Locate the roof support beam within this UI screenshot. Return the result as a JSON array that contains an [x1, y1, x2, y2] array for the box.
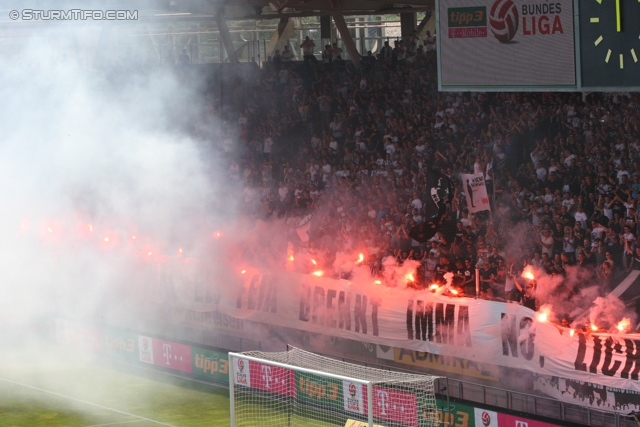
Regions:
[[265, 17, 295, 58], [416, 10, 433, 37], [215, 9, 239, 64], [331, 12, 361, 66]]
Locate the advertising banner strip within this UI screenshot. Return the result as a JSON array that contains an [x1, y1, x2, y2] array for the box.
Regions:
[[191, 346, 230, 383], [55, 318, 104, 353], [151, 339, 193, 374], [102, 326, 138, 362]]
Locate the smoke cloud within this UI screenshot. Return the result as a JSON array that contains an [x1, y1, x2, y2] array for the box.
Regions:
[[0, 24, 236, 415]]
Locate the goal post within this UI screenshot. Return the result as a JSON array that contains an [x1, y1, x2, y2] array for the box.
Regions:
[[229, 347, 441, 427]]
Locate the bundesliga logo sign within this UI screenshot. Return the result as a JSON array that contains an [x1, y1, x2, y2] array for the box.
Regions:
[[489, 0, 565, 42], [448, 0, 565, 41]]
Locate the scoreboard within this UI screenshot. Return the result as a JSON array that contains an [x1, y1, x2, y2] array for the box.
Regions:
[[437, 0, 640, 91]]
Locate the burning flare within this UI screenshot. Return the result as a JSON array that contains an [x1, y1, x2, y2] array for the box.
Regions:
[[590, 324, 598, 332], [356, 253, 364, 263], [374, 280, 382, 285], [522, 266, 535, 281], [405, 273, 415, 282], [536, 304, 553, 323], [312, 270, 323, 277], [429, 283, 440, 291], [289, 255, 294, 262], [616, 318, 631, 333], [311, 259, 317, 265]]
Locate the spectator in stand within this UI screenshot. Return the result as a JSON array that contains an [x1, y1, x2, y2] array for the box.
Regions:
[[207, 37, 640, 311], [300, 37, 317, 64]]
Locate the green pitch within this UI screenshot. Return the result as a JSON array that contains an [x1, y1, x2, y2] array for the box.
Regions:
[[0, 359, 231, 427], [0, 354, 340, 427]]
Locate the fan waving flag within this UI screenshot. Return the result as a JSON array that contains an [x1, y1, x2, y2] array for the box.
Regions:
[[409, 170, 454, 243], [462, 172, 490, 213]]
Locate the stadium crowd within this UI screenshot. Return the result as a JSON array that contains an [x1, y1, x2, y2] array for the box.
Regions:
[[214, 35, 640, 306]]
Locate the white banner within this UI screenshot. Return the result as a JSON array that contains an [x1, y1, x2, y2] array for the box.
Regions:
[[461, 173, 490, 213], [213, 271, 640, 395]]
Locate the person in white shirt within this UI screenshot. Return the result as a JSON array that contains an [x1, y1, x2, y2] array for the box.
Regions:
[[300, 37, 317, 64], [281, 45, 294, 61], [574, 205, 587, 228], [424, 31, 436, 52], [535, 161, 547, 181], [617, 164, 630, 184], [411, 193, 423, 210]]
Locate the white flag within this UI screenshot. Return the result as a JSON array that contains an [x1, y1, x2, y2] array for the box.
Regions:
[[295, 214, 313, 242], [461, 173, 490, 213]]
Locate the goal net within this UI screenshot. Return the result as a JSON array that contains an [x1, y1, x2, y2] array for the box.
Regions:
[[229, 346, 440, 427]]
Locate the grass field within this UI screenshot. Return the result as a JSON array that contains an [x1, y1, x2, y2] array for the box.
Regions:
[[0, 357, 231, 427], [0, 351, 342, 427]]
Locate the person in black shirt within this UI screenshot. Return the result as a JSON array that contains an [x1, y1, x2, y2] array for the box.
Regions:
[[494, 259, 507, 299], [513, 277, 537, 311], [488, 246, 505, 268], [460, 259, 476, 296], [453, 222, 466, 257], [435, 255, 451, 284], [453, 259, 465, 287], [478, 262, 496, 299]]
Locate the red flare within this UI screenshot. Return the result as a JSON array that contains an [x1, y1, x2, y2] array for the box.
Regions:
[[522, 265, 535, 281], [616, 318, 631, 333]]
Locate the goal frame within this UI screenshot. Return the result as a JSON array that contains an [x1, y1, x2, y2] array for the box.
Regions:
[[229, 351, 375, 427]]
